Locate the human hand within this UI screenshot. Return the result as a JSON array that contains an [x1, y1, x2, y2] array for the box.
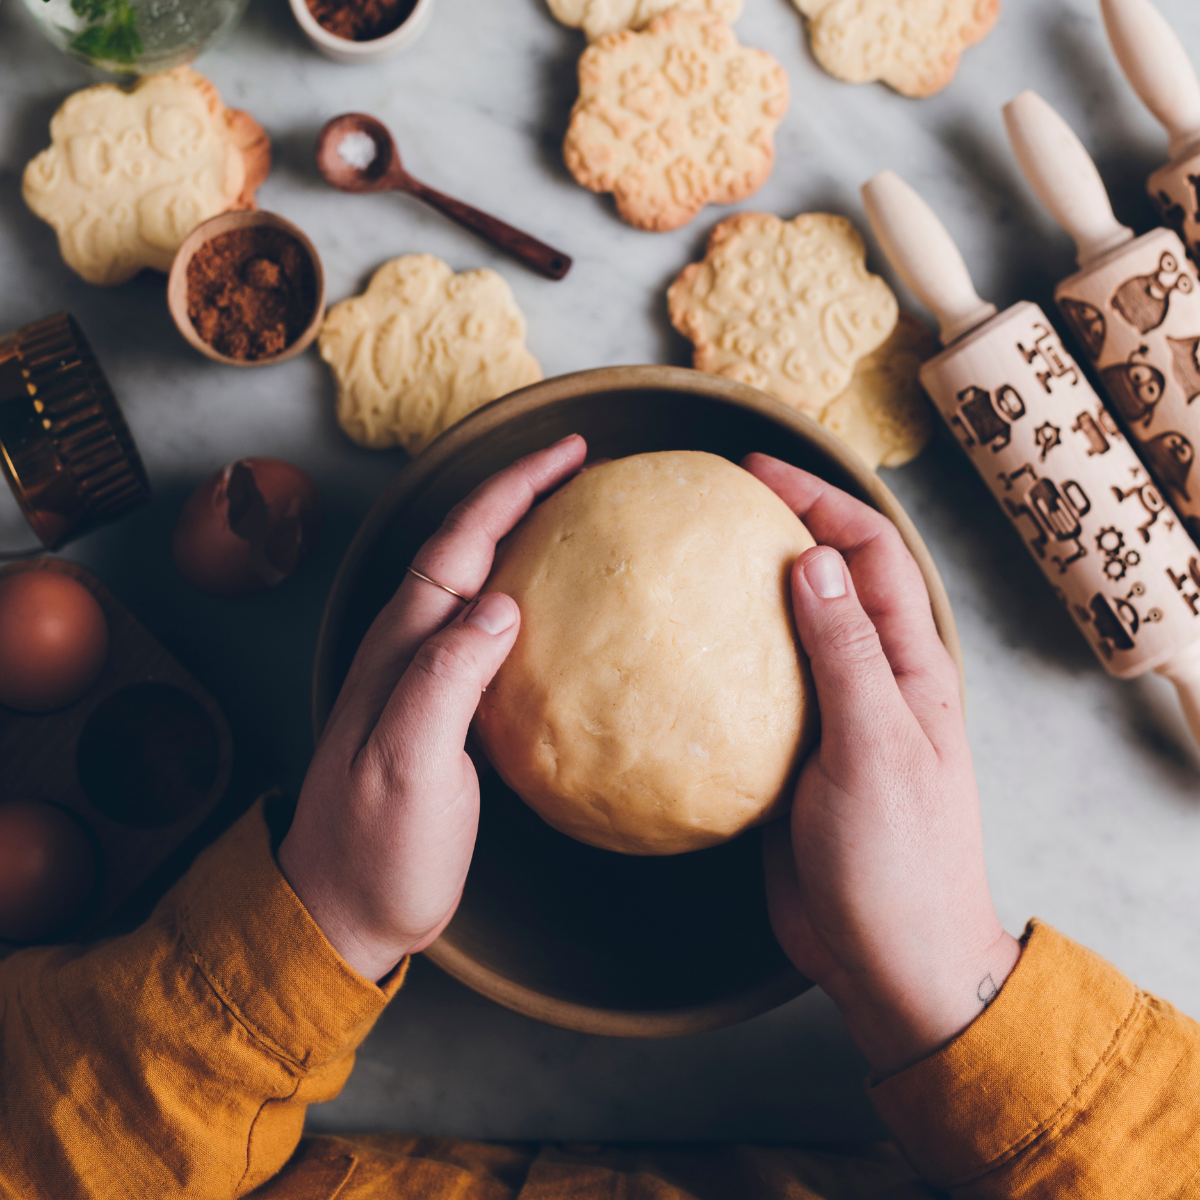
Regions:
[[744, 454, 1020, 1076], [278, 434, 588, 983]]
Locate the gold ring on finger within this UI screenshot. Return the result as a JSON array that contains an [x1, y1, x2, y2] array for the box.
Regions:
[[407, 566, 472, 602]]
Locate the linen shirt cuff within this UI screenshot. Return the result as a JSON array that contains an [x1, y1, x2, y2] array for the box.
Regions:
[[174, 794, 407, 1071], [868, 919, 1138, 1189]]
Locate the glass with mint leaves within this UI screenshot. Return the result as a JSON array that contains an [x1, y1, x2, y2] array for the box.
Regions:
[[25, 0, 248, 73]]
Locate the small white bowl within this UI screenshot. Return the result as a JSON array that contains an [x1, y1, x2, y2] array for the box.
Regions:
[[288, 0, 437, 64]]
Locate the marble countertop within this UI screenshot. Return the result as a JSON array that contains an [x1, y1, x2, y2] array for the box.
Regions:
[[3, 0, 1200, 1145]]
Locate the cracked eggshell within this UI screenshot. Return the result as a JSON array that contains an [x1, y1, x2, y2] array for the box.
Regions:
[[173, 458, 323, 598]]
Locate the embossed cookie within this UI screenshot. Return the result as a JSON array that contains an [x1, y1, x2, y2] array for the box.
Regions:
[[563, 12, 789, 232], [667, 211, 899, 412], [319, 255, 543, 456], [23, 68, 269, 287], [547, 0, 743, 42], [819, 314, 937, 468], [794, 0, 1001, 99]]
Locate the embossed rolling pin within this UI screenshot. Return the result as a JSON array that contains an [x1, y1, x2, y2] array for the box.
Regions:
[[1003, 91, 1200, 545], [861, 170, 1200, 743], [1101, 0, 1200, 262]]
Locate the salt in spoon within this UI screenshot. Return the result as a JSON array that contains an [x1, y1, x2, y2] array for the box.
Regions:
[[316, 114, 572, 281]]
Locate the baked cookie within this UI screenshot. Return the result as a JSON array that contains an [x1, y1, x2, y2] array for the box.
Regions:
[[668, 211, 898, 413], [819, 313, 937, 468], [794, 0, 1001, 99], [563, 12, 789, 232], [319, 255, 543, 456], [547, 0, 743, 42], [22, 68, 269, 287]]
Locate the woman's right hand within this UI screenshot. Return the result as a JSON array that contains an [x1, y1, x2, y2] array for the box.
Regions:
[[745, 454, 1021, 1077]]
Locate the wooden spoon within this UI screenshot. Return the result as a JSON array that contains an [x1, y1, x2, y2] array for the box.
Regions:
[[316, 114, 572, 281]]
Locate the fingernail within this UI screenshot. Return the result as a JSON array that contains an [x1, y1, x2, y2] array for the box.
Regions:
[[803, 550, 846, 599], [466, 593, 517, 635]]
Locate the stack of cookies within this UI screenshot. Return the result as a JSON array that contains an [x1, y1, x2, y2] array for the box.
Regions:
[[668, 212, 935, 469]]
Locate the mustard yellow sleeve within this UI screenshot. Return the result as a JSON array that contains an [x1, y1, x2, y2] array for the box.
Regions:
[[0, 795, 406, 1200], [870, 920, 1200, 1197]]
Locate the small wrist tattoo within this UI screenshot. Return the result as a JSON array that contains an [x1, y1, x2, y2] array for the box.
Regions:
[[976, 973, 1000, 1007]]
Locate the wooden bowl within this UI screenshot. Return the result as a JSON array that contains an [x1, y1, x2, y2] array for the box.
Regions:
[[313, 366, 962, 1037], [167, 211, 326, 368]]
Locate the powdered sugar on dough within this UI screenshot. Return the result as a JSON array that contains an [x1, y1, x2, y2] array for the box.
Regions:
[[547, 0, 743, 42], [668, 211, 898, 413], [563, 11, 788, 232], [22, 68, 268, 286], [794, 0, 1001, 99], [319, 255, 543, 455]]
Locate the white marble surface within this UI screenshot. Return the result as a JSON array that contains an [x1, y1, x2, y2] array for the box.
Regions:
[[3, 0, 1200, 1145]]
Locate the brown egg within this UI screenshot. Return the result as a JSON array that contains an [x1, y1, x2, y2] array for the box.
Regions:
[[0, 569, 109, 713], [173, 457, 323, 598], [0, 800, 97, 942]]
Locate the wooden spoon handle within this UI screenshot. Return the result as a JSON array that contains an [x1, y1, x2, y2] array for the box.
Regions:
[[403, 178, 572, 281]]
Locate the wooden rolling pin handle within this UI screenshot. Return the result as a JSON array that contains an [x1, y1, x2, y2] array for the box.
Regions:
[[1102, 0, 1200, 163], [861, 171, 998, 346], [1003, 91, 1134, 269], [1157, 642, 1200, 749]]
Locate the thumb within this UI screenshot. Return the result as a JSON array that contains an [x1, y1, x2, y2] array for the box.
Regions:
[[366, 593, 520, 775], [790, 547, 911, 756]]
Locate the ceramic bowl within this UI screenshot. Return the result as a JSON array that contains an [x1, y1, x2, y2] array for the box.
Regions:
[[288, 0, 437, 64], [313, 366, 963, 1037], [167, 211, 326, 369]]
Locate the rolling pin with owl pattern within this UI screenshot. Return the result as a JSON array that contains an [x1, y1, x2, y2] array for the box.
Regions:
[[1101, 0, 1200, 267], [1004, 92, 1200, 552], [861, 170, 1200, 746]]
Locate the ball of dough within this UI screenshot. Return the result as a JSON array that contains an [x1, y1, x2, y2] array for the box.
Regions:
[[474, 451, 818, 855]]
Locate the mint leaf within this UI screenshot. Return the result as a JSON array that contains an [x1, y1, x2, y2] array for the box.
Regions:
[[71, 0, 113, 19], [70, 0, 143, 64]]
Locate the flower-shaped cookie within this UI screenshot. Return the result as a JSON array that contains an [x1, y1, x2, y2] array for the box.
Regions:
[[819, 313, 936, 468], [794, 0, 1001, 98], [547, 0, 743, 42], [319, 255, 543, 456], [563, 12, 789, 232], [23, 68, 269, 287], [668, 211, 898, 413]]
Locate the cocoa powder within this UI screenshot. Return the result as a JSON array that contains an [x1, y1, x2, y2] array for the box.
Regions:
[[306, 0, 417, 41], [186, 228, 317, 362]]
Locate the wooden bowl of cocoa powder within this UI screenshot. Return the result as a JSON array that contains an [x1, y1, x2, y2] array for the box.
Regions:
[[167, 211, 326, 369]]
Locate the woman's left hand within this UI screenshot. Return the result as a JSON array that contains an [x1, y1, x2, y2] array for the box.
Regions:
[[278, 434, 587, 983]]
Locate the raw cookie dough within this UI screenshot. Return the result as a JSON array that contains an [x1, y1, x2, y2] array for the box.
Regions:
[[668, 211, 899, 414], [563, 11, 789, 232], [547, 0, 743, 42], [319, 255, 543, 455], [474, 451, 818, 855], [22, 68, 269, 287], [793, 0, 1001, 99], [819, 313, 937, 468]]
